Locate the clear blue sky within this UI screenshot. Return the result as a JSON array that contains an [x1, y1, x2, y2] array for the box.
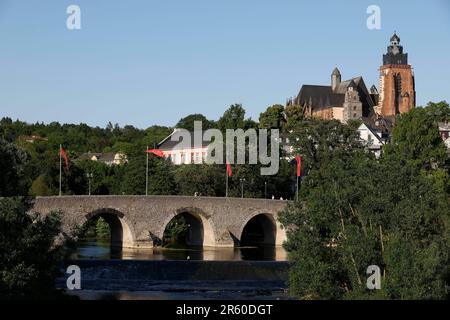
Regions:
[[0, 0, 449, 128]]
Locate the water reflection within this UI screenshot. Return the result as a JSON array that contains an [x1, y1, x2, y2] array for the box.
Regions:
[[71, 239, 287, 261], [67, 290, 292, 300]]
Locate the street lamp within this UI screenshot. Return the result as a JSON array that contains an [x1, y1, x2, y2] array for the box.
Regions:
[[240, 178, 246, 198], [86, 173, 93, 196]]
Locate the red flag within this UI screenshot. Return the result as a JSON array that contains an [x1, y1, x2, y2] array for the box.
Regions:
[[226, 162, 232, 177], [60, 147, 69, 169], [146, 149, 165, 158], [295, 155, 302, 177]]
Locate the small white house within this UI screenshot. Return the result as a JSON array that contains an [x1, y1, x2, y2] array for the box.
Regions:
[[76, 152, 127, 166], [357, 123, 385, 158], [438, 122, 450, 156]]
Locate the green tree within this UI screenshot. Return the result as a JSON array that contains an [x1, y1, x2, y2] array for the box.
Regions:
[[0, 140, 66, 299], [0, 197, 66, 299], [176, 114, 214, 131], [280, 150, 449, 300], [217, 104, 256, 131], [174, 164, 224, 196], [259, 104, 286, 129], [423, 101, 450, 122], [280, 112, 449, 300], [30, 175, 52, 196], [74, 160, 114, 195], [143, 125, 173, 149], [0, 138, 32, 196], [163, 215, 189, 246], [384, 104, 448, 170], [287, 118, 363, 173], [95, 217, 110, 239], [284, 104, 304, 130], [119, 155, 176, 195]]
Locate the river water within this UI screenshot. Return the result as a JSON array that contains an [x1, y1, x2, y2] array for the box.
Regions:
[[71, 239, 288, 261], [66, 239, 290, 300]]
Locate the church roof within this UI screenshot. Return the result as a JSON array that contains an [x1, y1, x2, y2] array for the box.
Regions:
[[390, 33, 400, 42], [295, 76, 376, 117], [333, 76, 363, 94], [296, 85, 344, 108], [332, 67, 341, 76]]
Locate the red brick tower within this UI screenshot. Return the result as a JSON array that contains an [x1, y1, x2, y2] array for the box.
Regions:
[[379, 33, 416, 117]]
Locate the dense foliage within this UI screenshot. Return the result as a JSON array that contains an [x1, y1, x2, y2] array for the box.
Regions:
[[280, 102, 450, 300], [0, 104, 298, 199], [0, 139, 66, 299]]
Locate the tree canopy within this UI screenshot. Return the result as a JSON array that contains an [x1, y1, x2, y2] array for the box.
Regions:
[[259, 104, 286, 130], [280, 103, 450, 300], [176, 114, 214, 131], [0, 139, 67, 299]]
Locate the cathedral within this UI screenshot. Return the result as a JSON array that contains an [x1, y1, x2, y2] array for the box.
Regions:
[[287, 33, 416, 128]]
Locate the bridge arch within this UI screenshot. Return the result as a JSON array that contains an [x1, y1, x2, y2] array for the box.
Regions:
[[84, 208, 135, 248], [239, 212, 286, 247], [160, 207, 216, 247]]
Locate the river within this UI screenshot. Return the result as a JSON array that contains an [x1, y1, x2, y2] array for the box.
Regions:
[[64, 239, 291, 300], [71, 239, 288, 261]]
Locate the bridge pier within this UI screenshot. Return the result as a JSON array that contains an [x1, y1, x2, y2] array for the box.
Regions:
[[124, 240, 154, 250]]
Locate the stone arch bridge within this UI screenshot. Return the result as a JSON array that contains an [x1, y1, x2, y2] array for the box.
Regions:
[[33, 196, 288, 249]]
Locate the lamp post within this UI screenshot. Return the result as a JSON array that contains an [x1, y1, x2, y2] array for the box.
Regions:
[[240, 178, 246, 198], [86, 172, 93, 196]]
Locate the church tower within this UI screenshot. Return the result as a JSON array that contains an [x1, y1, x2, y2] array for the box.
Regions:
[[331, 67, 341, 91], [378, 33, 415, 117], [343, 80, 363, 123]]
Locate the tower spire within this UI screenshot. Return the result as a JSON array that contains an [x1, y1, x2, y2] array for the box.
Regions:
[[331, 67, 341, 91]]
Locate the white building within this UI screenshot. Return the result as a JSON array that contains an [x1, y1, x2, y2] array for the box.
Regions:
[[76, 152, 127, 166], [357, 123, 385, 158], [158, 124, 387, 165], [438, 122, 450, 155], [158, 129, 209, 165]]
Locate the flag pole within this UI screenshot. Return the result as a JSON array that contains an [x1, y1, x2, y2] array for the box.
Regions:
[[146, 145, 149, 196], [226, 168, 228, 198], [295, 155, 302, 202], [59, 144, 62, 196]]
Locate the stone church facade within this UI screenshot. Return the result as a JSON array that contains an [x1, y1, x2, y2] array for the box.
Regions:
[[287, 33, 416, 126]]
